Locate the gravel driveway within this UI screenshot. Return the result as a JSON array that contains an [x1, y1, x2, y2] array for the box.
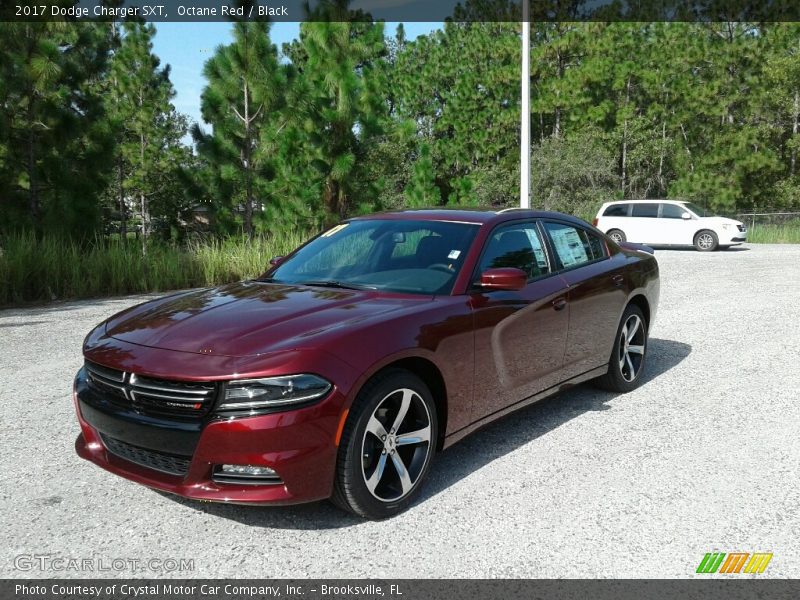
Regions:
[[2, 244, 798, 579]]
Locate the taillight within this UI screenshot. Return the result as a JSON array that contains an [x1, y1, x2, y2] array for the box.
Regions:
[[592, 218, 599, 227]]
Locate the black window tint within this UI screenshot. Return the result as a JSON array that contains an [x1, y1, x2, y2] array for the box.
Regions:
[[586, 231, 607, 260], [603, 204, 629, 217], [479, 223, 549, 280], [660, 203, 685, 219], [544, 222, 596, 269], [631, 203, 659, 218]]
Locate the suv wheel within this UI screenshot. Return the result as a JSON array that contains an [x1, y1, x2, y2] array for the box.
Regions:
[[694, 230, 718, 252]]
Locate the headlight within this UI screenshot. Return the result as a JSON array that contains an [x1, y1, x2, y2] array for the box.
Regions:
[[217, 374, 332, 416]]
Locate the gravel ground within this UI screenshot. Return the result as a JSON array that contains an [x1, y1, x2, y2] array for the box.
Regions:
[[1, 244, 798, 579]]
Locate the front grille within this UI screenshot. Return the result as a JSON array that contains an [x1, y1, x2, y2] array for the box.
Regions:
[[100, 434, 191, 476], [85, 361, 217, 420]]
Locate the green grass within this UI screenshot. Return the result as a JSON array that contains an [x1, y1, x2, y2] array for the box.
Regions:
[[747, 222, 800, 244], [0, 231, 309, 306]]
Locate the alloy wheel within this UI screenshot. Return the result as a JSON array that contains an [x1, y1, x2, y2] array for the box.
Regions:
[[361, 388, 432, 502], [697, 233, 715, 250], [618, 314, 645, 382]]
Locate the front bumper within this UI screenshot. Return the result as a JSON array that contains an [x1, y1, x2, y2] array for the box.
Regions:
[[73, 366, 351, 505], [722, 229, 747, 244]]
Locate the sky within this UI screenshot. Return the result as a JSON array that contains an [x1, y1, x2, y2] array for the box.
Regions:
[[152, 22, 442, 138]]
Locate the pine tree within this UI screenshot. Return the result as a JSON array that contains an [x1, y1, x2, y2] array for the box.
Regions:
[[0, 20, 114, 235], [193, 20, 285, 238], [110, 21, 185, 254], [289, 2, 387, 220], [404, 144, 441, 208]]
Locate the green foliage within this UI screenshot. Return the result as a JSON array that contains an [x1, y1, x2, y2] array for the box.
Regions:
[[0, 231, 308, 305], [405, 144, 442, 208], [107, 22, 189, 253], [193, 21, 287, 238], [0, 20, 115, 237]]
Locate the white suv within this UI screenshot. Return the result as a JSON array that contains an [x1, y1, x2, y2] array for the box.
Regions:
[[594, 200, 747, 251]]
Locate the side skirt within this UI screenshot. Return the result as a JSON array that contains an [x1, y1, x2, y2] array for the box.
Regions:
[[441, 364, 609, 450]]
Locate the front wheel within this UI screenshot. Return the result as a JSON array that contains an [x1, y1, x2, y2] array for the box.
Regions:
[[694, 230, 718, 252], [593, 304, 648, 393], [332, 370, 437, 519]]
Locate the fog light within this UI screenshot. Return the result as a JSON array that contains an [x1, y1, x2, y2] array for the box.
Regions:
[[220, 464, 276, 477], [213, 464, 283, 486]]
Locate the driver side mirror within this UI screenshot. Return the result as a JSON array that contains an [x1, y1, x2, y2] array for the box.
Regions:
[[681, 212, 692, 220], [269, 256, 285, 267], [477, 268, 527, 291]]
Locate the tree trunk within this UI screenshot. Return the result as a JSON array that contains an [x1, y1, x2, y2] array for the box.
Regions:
[[27, 106, 40, 228], [621, 77, 631, 197], [118, 157, 127, 242], [657, 117, 667, 195], [140, 129, 148, 257], [679, 122, 695, 174], [792, 89, 799, 176], [243, 80, 254, 239]]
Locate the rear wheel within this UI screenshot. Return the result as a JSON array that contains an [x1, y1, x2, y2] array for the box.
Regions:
[[694, 230, 718, 252], [607, 229, 626, 244], [593, 304, 648, 393], [332, 370, 437, 519]]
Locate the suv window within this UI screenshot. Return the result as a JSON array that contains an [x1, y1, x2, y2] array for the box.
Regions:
[[543, 222, 605, 269], [660, 203, 686, 219], [603, 204, 629, 217], [631, 203, 659, 218], [479, 223, 550, 280]]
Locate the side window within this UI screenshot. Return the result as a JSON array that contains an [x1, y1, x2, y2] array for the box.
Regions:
[[586, 231, 608, 260], [603, 204, 630, 217], [479, 223, 550, 280], [544, 222, 605, 269], [660, 203, 685, 219], [631, 203, 659, 218]]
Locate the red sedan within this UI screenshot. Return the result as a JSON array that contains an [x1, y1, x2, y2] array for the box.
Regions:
[[74, 209, 660, 519]]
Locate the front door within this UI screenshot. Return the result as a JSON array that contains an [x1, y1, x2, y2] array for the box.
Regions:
[[469, 221, 569, 421]]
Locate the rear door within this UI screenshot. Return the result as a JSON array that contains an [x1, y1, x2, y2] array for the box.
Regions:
[[469, 220, 569, 421], [541, 220, 629, 379], [628, 202, 660, 244]]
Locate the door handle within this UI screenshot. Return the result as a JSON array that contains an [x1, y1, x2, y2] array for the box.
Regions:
[[612, 274, 625, 287], [552, 297, 567, 311]]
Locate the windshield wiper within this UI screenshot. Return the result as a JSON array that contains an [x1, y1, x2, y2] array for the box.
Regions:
[[297, 280, 377, 291]]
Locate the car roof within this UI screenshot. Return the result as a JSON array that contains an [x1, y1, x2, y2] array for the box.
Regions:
[[605, 199, 689, 204], [349, 208, 590, 227]]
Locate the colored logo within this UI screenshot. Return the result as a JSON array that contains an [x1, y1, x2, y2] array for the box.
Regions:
[[696, 552, 773, 574]]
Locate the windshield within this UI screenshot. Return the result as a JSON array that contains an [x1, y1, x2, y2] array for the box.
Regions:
[[267, 219, 480, 295], [682, 202, 716, 217]]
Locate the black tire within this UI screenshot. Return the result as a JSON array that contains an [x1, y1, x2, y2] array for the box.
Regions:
[[694, 229, 718, 252], [607, 229, 627, 244], [331, 369, 438, 519], [593, 304, 648, 393]]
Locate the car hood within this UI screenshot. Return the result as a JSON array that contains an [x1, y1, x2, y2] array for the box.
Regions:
[[104, 282, 428, 357], [703, 216, 743, 226]]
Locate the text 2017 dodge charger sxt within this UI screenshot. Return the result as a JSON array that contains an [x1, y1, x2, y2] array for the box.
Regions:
[[74, 209, 660, 519]]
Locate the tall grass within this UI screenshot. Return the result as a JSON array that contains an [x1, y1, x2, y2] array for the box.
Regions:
[[747, 222, 800, 244], [0, 231, 308, 306]]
